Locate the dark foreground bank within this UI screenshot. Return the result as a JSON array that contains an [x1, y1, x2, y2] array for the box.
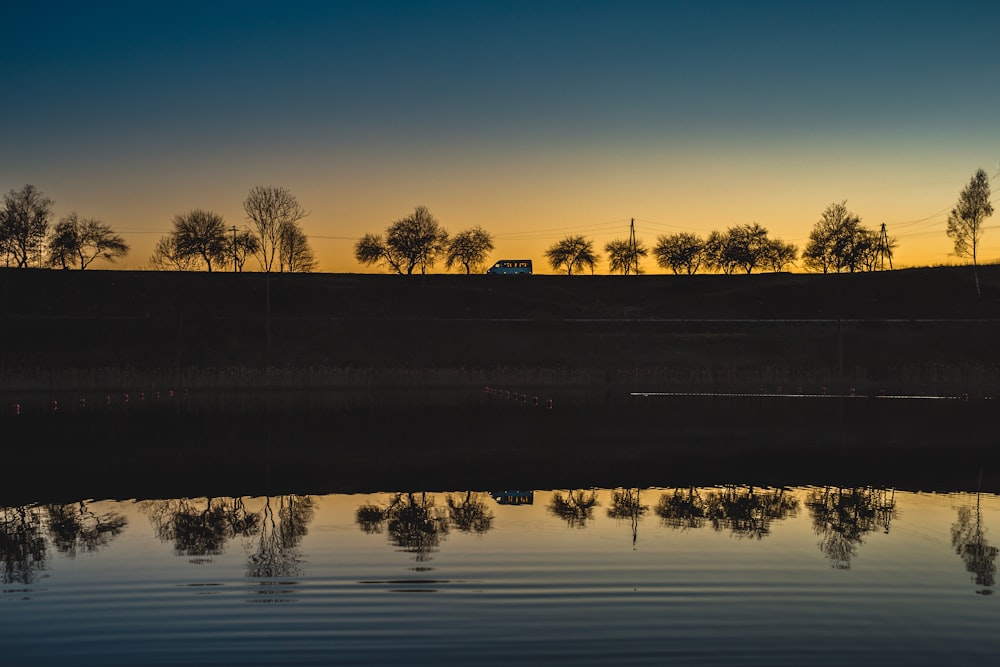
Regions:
[[2, 265, 1000, 396]]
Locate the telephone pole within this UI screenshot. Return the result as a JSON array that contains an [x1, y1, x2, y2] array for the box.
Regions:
[[628, 218, 639, 275], [876, 223, 893, 271], [230, 225, 238, 272]]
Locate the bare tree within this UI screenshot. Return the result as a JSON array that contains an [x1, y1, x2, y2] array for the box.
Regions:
[[654, 232, 704, 274], [355, 206, 448, 274], [702, 230, 738, 274], [278, 220, 317, 273], [946, 168, 993, 297], [762, 238, 798, 272], [544, 235, 598, 275], [803, 201, 873, 274], [243, 186, 309, 272], [444, 226, 494, 274], [226, 228, 259, 272], [1, 184, 53, 268], [47, 213, 129, 269], [354, 233, 403, 273], [605, 238, 647, 274], [172, 209, 228, 272], [149, 234, 198, 270]]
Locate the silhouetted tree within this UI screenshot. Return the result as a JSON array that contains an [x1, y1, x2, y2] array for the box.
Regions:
[[803, 201, 876, 273], [226, 228, 260, 272], [243, 186, 309, 272], [946, 168, 993, 296], [149, 234, 199, 270], [605, 238, 647, 274], [278, 220, 316, 272], [545, 235, 598, 275], [446, 492, 495, 534], [548, 489, 598, 528], [444, 226, 494, 274], [703, 224, 782, 274], [171, 209, 228, 272], [355, 206, 448, 275], [47, 213, 129, 270], [654, 232, 704, 274], [1, 184, 53, 267], [762, 237, 799, 272]]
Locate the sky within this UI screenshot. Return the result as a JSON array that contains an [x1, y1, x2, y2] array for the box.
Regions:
[[2, 0, 999, 272]]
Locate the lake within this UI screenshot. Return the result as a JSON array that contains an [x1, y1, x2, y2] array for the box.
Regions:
[[2, 486, 998, 666], [2, 389, 998, 665]]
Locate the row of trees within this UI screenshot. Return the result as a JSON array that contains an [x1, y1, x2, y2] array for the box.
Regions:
[[150, 186, 316, 272], [4, 168, 990, 276], [354, 205, 494, 274], [354, 168, 991, 277], [0, 183, 318, 273], [1, 185, 130, 269]]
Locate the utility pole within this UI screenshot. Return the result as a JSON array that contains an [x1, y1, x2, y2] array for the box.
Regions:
[[876, 223, 893, 271], [230, 225, 238, 272], [628, 218, 639, 275]]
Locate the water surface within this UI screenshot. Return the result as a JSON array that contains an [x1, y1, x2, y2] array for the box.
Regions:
[[3, 486, 998, 666]]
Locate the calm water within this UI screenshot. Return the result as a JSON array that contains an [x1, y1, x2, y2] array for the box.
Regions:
[[2, 486, 998, 666]]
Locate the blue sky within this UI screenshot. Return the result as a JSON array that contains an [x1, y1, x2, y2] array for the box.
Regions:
[[3, 0, 999, 270]]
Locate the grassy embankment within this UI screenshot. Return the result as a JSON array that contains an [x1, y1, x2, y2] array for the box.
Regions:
[[2, 264, 999, 396]]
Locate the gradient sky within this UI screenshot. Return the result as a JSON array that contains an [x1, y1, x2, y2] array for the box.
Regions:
[[3, 0, 999, 272]]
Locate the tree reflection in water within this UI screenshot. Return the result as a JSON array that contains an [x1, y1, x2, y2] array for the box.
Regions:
[[246, 495, 314, 579], [805, 487, 897, 569], [951, 492, 998, 594], [655, 488, 708, 531], [0, 505, 48, 584], [355, 492, 497, 561], [703, 486, 799, 540], [1, 501, 128, 585], [141, 496, 316, 573], [548, 490, 599, 529], [45, 502, 127, 557], [142, 497, 260, 562], [354, 493, 451, 562], [607, 488, 648, 547], [446, 492, 494, 534]]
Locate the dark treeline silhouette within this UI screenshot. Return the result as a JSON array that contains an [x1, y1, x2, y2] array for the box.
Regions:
[[3, 167, 991, 275]]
